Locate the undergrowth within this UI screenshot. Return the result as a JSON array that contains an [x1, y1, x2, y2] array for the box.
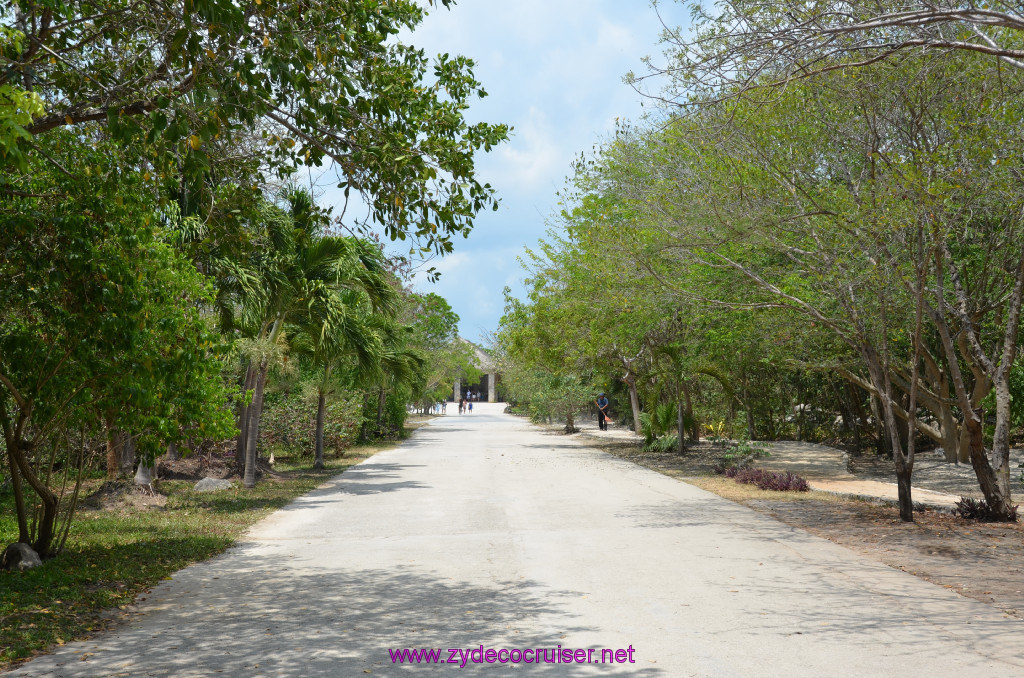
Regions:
[[954, 496, 1019, 522], [719, 467, 810, 492]]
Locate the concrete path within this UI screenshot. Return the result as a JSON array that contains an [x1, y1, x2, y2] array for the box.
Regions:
[[8, 403, 1024, 677]]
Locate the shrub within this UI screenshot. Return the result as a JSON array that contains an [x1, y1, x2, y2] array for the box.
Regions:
[[640, 403, 677, 445], [720, 439, 771, 469], [954, 496, 1019, 522], [261, 387, 363, 457], [720, 467, 810, 492], [643, 433, 679, 453]]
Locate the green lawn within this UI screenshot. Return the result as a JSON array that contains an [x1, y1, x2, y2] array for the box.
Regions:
[[0, 444, 392, 668]]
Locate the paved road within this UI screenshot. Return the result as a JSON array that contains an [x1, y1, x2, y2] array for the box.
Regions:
[[9, 403, 1024, 677]]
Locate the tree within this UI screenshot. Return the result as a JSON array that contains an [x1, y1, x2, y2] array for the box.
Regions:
[[402, 293, 477, 411], [615, 49, 1024, 519], [235, 190, 396, 486], [0, 135, 233, 555], [0, 26, 43, 171], [2, 0, 509, 254], [291, 250, 394, 469], [640, 0, 1024, 104]]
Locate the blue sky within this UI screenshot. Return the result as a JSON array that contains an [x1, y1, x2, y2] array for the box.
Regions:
[[318, 1, 686, 342]]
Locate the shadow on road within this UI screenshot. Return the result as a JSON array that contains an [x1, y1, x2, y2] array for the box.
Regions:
[[14, 556, 659, 677]]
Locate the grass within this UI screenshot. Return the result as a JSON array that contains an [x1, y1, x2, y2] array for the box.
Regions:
[[0, 440, 395, 669]]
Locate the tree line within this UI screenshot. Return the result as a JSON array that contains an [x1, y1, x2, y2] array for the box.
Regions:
[[1, 0, 506, 558], [496, 0, 1024, 522]]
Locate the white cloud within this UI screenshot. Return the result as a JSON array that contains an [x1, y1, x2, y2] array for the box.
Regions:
[[485, 107, 561, 194], [426, 250, 471, 279], [382, 1, 693, 334]]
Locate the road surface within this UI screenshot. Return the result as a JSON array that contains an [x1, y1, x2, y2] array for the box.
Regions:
[[8, 402, 1024, 676]]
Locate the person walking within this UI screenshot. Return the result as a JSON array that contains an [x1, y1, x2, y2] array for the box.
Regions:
[[467, 400, 473, 414], [596, 392, 610, 431]]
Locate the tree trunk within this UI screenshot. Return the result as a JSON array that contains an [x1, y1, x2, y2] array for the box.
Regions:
[[164, 440, 180, 461], [7, 435, 59, 554], [243, 359, 269, 489], [989, 376, 1015, 514], [313, 389, 327, 470], [869, 393, 888, 456], [134, 461, 155, 486], [963, 410, 1012, 515], [3, 431, 30, 544], [794, 398, 806, 442], [564, 408, 577, 434], [864, 351, 914, 522], [895, 466, 913, 522], [104, 420, 120, 480], [835, 380, 856, 450], [681, 379, 697, 442], [119, 433, 135, 476], [742, 387, 755, 440], [921, 356, 959, 463], [624, 374, 642, 436], [930, 247, 1020, 518], [957, 376, 990, 463], [236, 362, 256, 470], [376, 387, 386, 433], [848, 382, 866, 455], [938, 403, 959, 464], [983, 253, 1024, 516], [956, 424, 972, 465], [677, 396, 686, 454]]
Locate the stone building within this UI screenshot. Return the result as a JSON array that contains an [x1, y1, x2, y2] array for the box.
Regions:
[[453, 338, 501, 403]]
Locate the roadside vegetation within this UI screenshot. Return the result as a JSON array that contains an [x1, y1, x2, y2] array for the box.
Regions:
[[496, 0, 1024, 523]]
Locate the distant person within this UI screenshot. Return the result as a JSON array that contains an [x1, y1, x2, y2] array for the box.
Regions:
[[459, 398, 465, 414], [596, 392, 610, 431], [442, 401, 447, 414], [468, 400, 473, 414]]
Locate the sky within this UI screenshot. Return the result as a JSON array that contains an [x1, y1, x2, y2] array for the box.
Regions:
[[317, 1, 687, 342]]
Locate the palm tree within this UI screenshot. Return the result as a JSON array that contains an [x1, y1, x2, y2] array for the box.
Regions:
[[362, 317, 425, 439], [292, 287, 389, 469], [239, 189, 399, 486]]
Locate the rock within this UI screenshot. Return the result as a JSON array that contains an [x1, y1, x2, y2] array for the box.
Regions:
[[2, 542, 42, 571], [193, 477, 235, 493]]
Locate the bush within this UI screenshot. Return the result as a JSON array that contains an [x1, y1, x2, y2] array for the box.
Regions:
[[360, 385, 413, 441], [720, 467, 810, 492], [643, 433, 678, 453], [640, 403, 677, 445], [954, 496, 1019, 522], [720, 439, 771, 469], [261, 387, 363, 457]]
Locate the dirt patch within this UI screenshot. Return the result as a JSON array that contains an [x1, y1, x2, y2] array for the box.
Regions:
[[576, 430, 1024, 619], [158, 452, 234, 481], [80, 481, 168, 511]]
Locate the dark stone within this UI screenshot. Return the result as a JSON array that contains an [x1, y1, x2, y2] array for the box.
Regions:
[[2, 542, 43, 571]]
